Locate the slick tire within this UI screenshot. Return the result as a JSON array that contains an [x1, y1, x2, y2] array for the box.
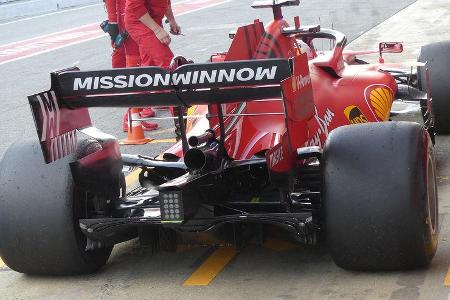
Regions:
[[418, 41, 450, 133], [0, 138, 114, 275], [323, 122, 438, 271]]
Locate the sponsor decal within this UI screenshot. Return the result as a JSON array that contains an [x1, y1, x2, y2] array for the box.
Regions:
[[73, 66, 278, 91], [344, 105, 368, 124], [36, 91, 60, 142], [306, 107, 335, 147], [47, 131, 77, 163], [269, 145, 284, 168], [35, 91, 77, 163], [291, 74, 312, 92], [364, 85, 394, 121]]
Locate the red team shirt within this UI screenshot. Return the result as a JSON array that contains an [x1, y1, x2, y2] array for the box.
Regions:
[[125, 0, 168, 25]]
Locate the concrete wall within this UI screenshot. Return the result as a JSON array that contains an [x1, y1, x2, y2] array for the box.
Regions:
[[0, 0, 101, 21]]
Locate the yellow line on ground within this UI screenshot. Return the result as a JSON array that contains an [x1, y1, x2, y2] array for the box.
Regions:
[[125, 168, 141, 189], [150, 127, 175, 135], [150, 138, 177, 144], [183, 246, 237, 286], [444, 266, 450, 286]]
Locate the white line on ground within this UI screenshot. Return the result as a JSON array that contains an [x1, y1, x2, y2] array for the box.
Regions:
[[0, 0, 232, 65], [0, 35, 105, 66], [0, 3, 103, 26]]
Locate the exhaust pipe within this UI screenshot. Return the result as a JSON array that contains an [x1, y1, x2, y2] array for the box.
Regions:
[[188, 130, 215, 147], [184, 142, 219, 171]]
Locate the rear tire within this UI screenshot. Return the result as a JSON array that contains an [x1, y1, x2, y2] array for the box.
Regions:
[[0, 138, 118, 275], [418, 41, 450, 133], [323, 122, 438, 271]]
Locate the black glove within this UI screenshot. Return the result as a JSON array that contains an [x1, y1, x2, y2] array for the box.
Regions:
[[107, 23, 119, 42]]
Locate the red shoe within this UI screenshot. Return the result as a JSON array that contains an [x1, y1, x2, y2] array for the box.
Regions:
[[123, 121, 158, 132], [122, 112, 158, 132], [141, 121, 158, 131], [140, 107, 156, 118]]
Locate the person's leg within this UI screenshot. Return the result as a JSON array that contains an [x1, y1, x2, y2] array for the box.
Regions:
[[126, 21, 174, 67], [139, 40, 174, 68], [123, 35, 140, 67], [127, 23, 173, 122], [111, 46, 126, 68], [125, 38, 158, 129], [111, 41, 126, 69], [138, 33, 174, 119], [121, 20, 158, 130]]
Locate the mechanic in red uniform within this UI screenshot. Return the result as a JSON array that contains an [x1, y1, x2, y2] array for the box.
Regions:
[[105, 0, 158, 131], [125, 0, 181, 125], [104, 0, 125, 68]]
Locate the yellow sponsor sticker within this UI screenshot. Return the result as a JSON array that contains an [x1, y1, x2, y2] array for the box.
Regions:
[[344, 105, 368, 124]]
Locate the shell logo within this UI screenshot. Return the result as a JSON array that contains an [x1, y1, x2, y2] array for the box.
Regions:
[[365, 85, 394, 121]]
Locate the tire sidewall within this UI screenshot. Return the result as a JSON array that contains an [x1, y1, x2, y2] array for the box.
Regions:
[[323, 122, 438, 270]]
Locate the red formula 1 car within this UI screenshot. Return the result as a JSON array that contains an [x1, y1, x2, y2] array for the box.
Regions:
[[1, 0, 447, 275]]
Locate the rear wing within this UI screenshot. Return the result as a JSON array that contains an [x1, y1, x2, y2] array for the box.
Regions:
[[49, 59, 290, 108], [27, 58, 298, 163]]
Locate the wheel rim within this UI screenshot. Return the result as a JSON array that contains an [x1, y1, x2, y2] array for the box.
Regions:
[[427, 154, 438, 235]]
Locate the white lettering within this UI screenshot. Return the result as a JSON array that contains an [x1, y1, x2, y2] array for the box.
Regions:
[[198, 70, 217, 84], [172, 72, 192, 85], [36, 91, 60, 142], [100, 76, 113, 89], [93, 77, 100, 89], [73, 77, 93, 90], [114, 75, 128, 88], [191, 71, 199, 84], [269, 146, 284, 168], [217, 69, 236, 83], [294, 74, 311, 91], [128, 74, 135, 87], [305, 107, 335, 148], [48, 130, 77, 162], [135, 74, 153, 87], [255, 66, 277, 80], [154, 73, 171, 86], [236, 68, 254, 81], [71, 65, 281, 91]]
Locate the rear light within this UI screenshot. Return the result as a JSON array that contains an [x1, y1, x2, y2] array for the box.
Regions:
[[159, 191, 184, 223]]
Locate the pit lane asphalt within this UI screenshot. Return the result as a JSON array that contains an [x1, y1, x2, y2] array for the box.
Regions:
[[3, 0, 450, 299]]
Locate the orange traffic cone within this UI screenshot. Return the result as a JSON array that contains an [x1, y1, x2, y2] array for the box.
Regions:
[[120, 108, 153, 145]]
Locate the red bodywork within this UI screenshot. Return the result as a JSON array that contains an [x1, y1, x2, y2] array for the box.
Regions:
[[165, 17, 397, 162]]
